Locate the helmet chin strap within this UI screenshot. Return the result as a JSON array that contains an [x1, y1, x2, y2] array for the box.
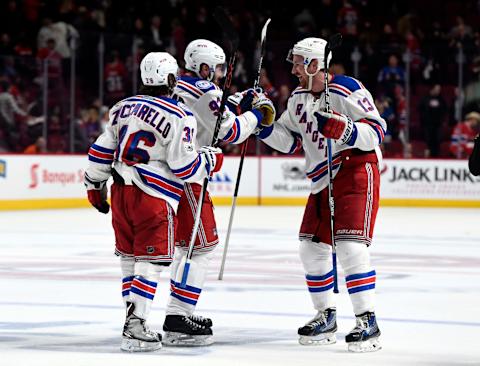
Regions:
[[303, 61, 321, 91]]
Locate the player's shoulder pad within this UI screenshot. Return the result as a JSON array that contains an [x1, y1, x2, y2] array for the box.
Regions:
[[329, 75, 365, 98], [177, 75, 218, 98]]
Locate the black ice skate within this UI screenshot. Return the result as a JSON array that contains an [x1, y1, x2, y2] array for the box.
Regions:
[[121, 302, 162, 352], [188, 314, 213, 328], [345, 311, 381, 352], [298, 308, 337, 345], [162, 315, 213, 347]]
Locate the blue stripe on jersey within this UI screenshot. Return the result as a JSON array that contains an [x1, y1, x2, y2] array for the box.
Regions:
[[177, 83, 201, 99], [136, 167, 183, 189], [91, 144, 115, 154], [88, 155, 113, 164], [171, 156, 202, 180], [125, 97, 192, 118], [331, 75, 362, 92], [330, 89, 349, 98]]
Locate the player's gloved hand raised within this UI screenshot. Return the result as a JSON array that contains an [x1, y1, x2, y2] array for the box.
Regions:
[[226, 89, 256, 114], [314, 110, 356, 146], [199, 146, 224, 174], [84, 172, 110, 214], [252, 93, 276, 127]]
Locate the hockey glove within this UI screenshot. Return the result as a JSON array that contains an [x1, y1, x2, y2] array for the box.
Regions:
[[226, 89, 256, 114], [314, 110, 356, 145], [84, 172, 110, 214], [252, 93, 276, 127], [199, 146, 224, 175]]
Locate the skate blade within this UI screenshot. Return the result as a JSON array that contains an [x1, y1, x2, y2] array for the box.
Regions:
[[299, 333, 336, 346], [347, 337, 381, 353], [162, 332, 214, 347], [120, 337, 162, 352]]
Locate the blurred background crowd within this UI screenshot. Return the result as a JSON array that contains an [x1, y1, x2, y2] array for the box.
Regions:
[[1, 0, 480, 158]]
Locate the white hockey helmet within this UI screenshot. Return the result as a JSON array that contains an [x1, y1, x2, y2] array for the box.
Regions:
[[140, 52, 178, 87], [286, 37, 332, 90], [184, 39, 226, 81], [287, 37, 332, 68]]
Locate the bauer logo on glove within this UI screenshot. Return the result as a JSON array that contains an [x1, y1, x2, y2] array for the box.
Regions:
[[314, 110, 357, 146]]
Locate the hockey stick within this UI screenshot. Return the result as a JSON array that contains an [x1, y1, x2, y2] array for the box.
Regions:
[[323, 33, 342, 294], [180, 7, 239, 288], [218, 18, 272, 280]]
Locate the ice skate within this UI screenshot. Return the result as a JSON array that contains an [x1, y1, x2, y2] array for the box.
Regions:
[[188, 314, 213, 328], [121, 303, 162, 352], [298, 308, 337, 345], [346, 311, 381, 353], [162, 315, 213, 346]]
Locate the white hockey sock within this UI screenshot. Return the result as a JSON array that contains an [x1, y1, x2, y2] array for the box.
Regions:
[[128, 261, 163, 319], [336, 241, 376, 315], [166, 249, 212, 317], [299, 240, 335, 311], [120, 256, 135, 305]]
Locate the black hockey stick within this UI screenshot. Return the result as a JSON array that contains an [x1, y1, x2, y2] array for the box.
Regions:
[[323, 33, 342, 294], [180, 7, 239, 288], [218, 18, 272, 280]]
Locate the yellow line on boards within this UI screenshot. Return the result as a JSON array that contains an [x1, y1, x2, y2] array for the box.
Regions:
[[1, 197, 480, 210]]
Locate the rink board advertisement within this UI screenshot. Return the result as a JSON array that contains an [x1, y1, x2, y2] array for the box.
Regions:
[[0, 155, 479, 209], [380, 159, 480, 206]]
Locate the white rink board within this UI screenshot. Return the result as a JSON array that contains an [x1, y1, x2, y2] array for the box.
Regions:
[[260, 156, 310, 197], [1, 155, 480, 206], [208, 157, 258, 198], [0, 155, 87, 200], [380, 159, 480, 200]]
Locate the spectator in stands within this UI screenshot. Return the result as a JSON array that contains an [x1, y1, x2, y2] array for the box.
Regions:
[[450, 112, 480, 158], [337, 0, 358, 36], [419, 84, 447, 157], [24, 136, 47, 154], [377, 54, 405, 99], [0, 33, 13, 55], [37, 17, 79, 60], [104, 51, 127, 106], [0, 80, 28, 150], [149, 15, 166, 50]]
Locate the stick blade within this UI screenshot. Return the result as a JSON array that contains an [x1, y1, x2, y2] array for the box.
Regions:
[[213, 7, 239, 51], [261, 18, 272, 42]]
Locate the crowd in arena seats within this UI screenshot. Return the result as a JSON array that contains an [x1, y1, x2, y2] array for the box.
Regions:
[[0, 0, 479, 158]]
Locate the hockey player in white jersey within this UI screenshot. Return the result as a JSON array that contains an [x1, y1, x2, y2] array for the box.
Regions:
[[162, 39, 274, 346], [84, 52, 224, 352], [258, 38, 386, 352]]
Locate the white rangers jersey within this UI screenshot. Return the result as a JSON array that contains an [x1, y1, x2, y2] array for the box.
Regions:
[[259, 74, 387, 194], [85, 94, 212, 211], [173, 75, 261, 148]]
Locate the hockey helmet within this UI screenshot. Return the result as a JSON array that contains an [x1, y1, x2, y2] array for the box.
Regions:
[[184, 39, 226, 81], [140, 52, 178, 88], [287, 37, 332, 68]]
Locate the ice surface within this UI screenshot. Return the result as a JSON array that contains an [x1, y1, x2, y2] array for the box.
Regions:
[[1, 206, 479, 365]]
